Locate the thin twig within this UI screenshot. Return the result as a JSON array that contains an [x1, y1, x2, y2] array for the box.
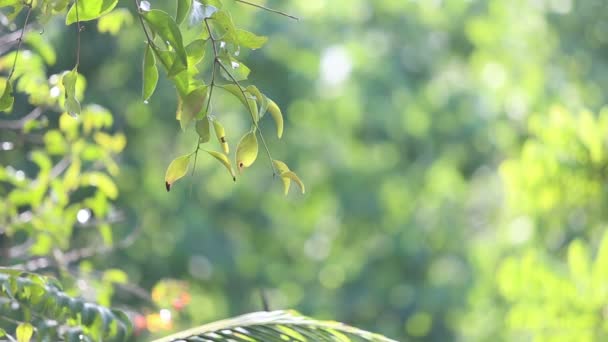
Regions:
[[0, 106, 43, 129], [235, 0, 299, 21], [11, 223, 141, 271], [74, 0, 81, 68], [7, 2, 33, 81]]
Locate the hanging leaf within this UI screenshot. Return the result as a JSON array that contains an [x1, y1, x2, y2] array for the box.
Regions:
[[219, 56, 250, 82], [153, 310, 397, 342], [185, 39, 207, 66], [180, 86, 209, 131], [246, 85, 267, 118], [281, 171, 305, 194], [210, 10, 237, 43], [142, 9, 188, 68], [212, 119, 229, 154], [142, 44, 159, 102], [205, 150, 236, 181], [66, 0, 119, 25], [176, 0, 192, 25], [165, 154, 192, 191], [196, 118, 211, 143], [218, 84, 258, 123], [272, 160, 291, 195], [0, 79, 14, 112], [16, 323, 33, 342], [62, 67, 81, 117], [267, 98, 283, 138], [236, 29, 268, 49], [236, 130, 258, 171]]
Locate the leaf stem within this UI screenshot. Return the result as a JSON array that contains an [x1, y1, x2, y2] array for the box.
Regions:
[[74, 0, 81, 68], [7, 2, 33, 81]]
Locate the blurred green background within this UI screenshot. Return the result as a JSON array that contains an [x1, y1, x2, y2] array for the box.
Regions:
[[5, 0, 608, 340]]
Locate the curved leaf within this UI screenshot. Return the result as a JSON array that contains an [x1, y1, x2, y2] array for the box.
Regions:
[[180, 86, 209, 131], [165, 154, 192, 191], [205, 150, 236, 181], [142, 9, 188, 67], [66, 0, 119, 25], [196, 118, 211, 143], [236, 130, 258, 171], [0, 79, 14, 112], [176, 0, 192, 25], [142, 44, 159, 101], [212, 119, 229, 154], [62, 68, 80, 117], [281, 171, 305, 194], [267, 98, 283, 138], [272, 160, 291, 195], [153, 310, 397, 342], [218, 84, 258, 123]]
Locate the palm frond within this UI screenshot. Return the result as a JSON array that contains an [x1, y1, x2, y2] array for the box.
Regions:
[[153, 310, 397, 342]]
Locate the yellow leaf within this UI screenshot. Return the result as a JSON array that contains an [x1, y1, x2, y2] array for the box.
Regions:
[[236, 131, 258, 172], [205, 150, 236, 181], [272, 160, 291, 195], [165, 154, 192, 191], [212, 119, 229, 154], [267, 98, 284, 138], [281, 171, 305, 194]]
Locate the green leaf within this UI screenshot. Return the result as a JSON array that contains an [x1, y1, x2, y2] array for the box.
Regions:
[[16, 323, 33, 342], [219, 56, 250, 81], [176, 0, 192, 25], [0, 79, 14, 112], [142, 10, 188, 68], [267, 98, 283, 138], [153, 310, 397, 342], [236, 29, 268, 49], [205, 150, 236, 181], [62, 67, 81, 117], [218, 84, 258, 123], [236, 130, 258, 172], [212, 119, 229, 154], [196, 118, 211, 143], [165, 154, 192, 191], [185, 39, 207, 66], [142, 44, 159, 102], [180, 86, 209, 131], [66, 0, 119, 25], [210, 10, 237, 43], [97, 8, 133, 35]]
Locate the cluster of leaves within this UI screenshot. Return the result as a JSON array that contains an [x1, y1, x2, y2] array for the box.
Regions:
[[134, 0, 303, 193], [0, 1, 134, 341], [496, 231, 608, 341], [0, 268, 131, 341], [0, 1, 399, 342], [500, 105, 608, 234], [487, 106, 608, 340]]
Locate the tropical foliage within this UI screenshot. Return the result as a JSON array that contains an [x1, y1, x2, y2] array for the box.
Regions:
[[2, 0, 608, 341]]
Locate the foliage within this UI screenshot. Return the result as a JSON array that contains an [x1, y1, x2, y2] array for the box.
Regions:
[[2, 0, 608, 341], [153, 310, 397, 342], [0, 268, 130, 341]]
